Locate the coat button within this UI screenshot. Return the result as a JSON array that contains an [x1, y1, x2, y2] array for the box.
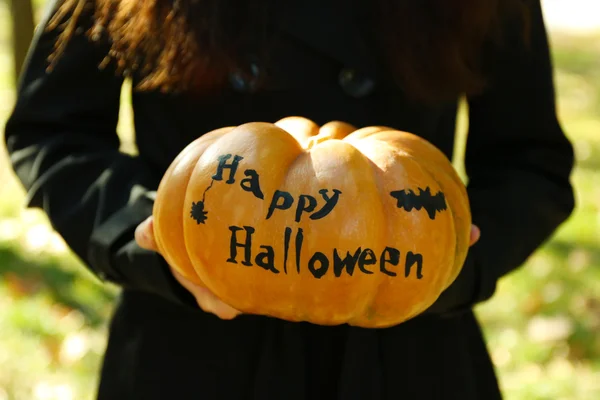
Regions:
[[229, 62, 262, 93], [338, 68, 375, 98]]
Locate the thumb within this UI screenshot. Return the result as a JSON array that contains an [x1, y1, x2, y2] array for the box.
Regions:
[[135, 216, 158, 251]]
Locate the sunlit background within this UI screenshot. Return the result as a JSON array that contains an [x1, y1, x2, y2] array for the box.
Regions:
[[1, 1, 599, 399]]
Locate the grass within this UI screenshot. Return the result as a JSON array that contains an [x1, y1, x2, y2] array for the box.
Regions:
[[0, 2, 599, 399]]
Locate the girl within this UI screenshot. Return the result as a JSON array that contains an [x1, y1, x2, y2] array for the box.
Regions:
[[4, 0, 575, 398]]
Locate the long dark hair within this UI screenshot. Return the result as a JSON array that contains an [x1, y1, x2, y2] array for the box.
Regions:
[[49, 0, 528, 102]]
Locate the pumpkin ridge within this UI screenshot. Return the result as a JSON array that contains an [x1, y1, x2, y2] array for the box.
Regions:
[[381, 132, 470, 283], [277, 151, 317, 314], [155, 141, 202, 263], [302, 139, 387, 323], [356, 134, 470, 275], [342, 138, 434, 326], [398, 155, 469, 285], [183, 123, 310, 311], [178, 137, 233, 280], [390, 145, 464, 289], [379, 131, 468, 198], [345, 141, 393, 325], [180, 130, 237, 283], [419, 170, 459, 290], [155, 127, 234, 284], [181, 128, 249, 282], [343, 126, 392, 142], [364, 168, 394, 324], [396, 159, 456, 309], [351, 137, 459, 319], [275, 116, 321, 145], [422, 166, 469, 285]]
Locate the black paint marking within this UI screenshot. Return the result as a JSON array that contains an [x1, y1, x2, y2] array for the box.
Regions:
[[256, 245, 279, 274], [332, 248, 361, 277], [295, 195, 317, 223], [227, 225, 255, 266], [357, 248, 376, 275], [308, 252, 329, 279], [309, 189, 342, 220], [405, 251, 423, 279], [224, 225, 424, 280], [266, 190, 294, 220], [212, 154, 244, 183], [240, 169, 264, 199], [295, 228, 304, 274], [389, 186, 447, 220], [283, 227, 291, 274], [380, 247, 400, 277], [190, 180, 215, 224], [190, 153, 263, 225], [265, 188, 343, 221], [190, 201, 209, 224]]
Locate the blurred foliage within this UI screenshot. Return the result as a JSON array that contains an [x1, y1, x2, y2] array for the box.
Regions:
[[0, 1, 599, 400]]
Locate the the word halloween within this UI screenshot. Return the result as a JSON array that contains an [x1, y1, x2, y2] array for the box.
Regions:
[[227, 225, 424, 280]]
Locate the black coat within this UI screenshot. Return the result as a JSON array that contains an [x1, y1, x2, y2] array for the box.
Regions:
[[4, 0, 575, 399]]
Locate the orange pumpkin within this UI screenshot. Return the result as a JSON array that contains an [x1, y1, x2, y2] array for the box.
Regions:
[[153, 117, 471, 328]]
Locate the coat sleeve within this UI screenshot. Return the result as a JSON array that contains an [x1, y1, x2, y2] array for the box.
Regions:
[[3, 0, 197, 307], [428, 0, 575, 317], [465, 0, 576, 303]]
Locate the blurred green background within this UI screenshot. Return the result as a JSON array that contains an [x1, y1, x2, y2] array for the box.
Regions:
[[0, 1, 599, 399]]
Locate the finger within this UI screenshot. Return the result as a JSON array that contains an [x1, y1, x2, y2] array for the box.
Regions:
[[209, 301, 241, 320], [171, 268, 241, 319], [199, 293, 241, 320], [135, 216, 158, 251], [469, 224, 481, 246], [194, 286, 241, 320]]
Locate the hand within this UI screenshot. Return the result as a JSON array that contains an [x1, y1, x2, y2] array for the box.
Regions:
[[135, 217, 241, 320]]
